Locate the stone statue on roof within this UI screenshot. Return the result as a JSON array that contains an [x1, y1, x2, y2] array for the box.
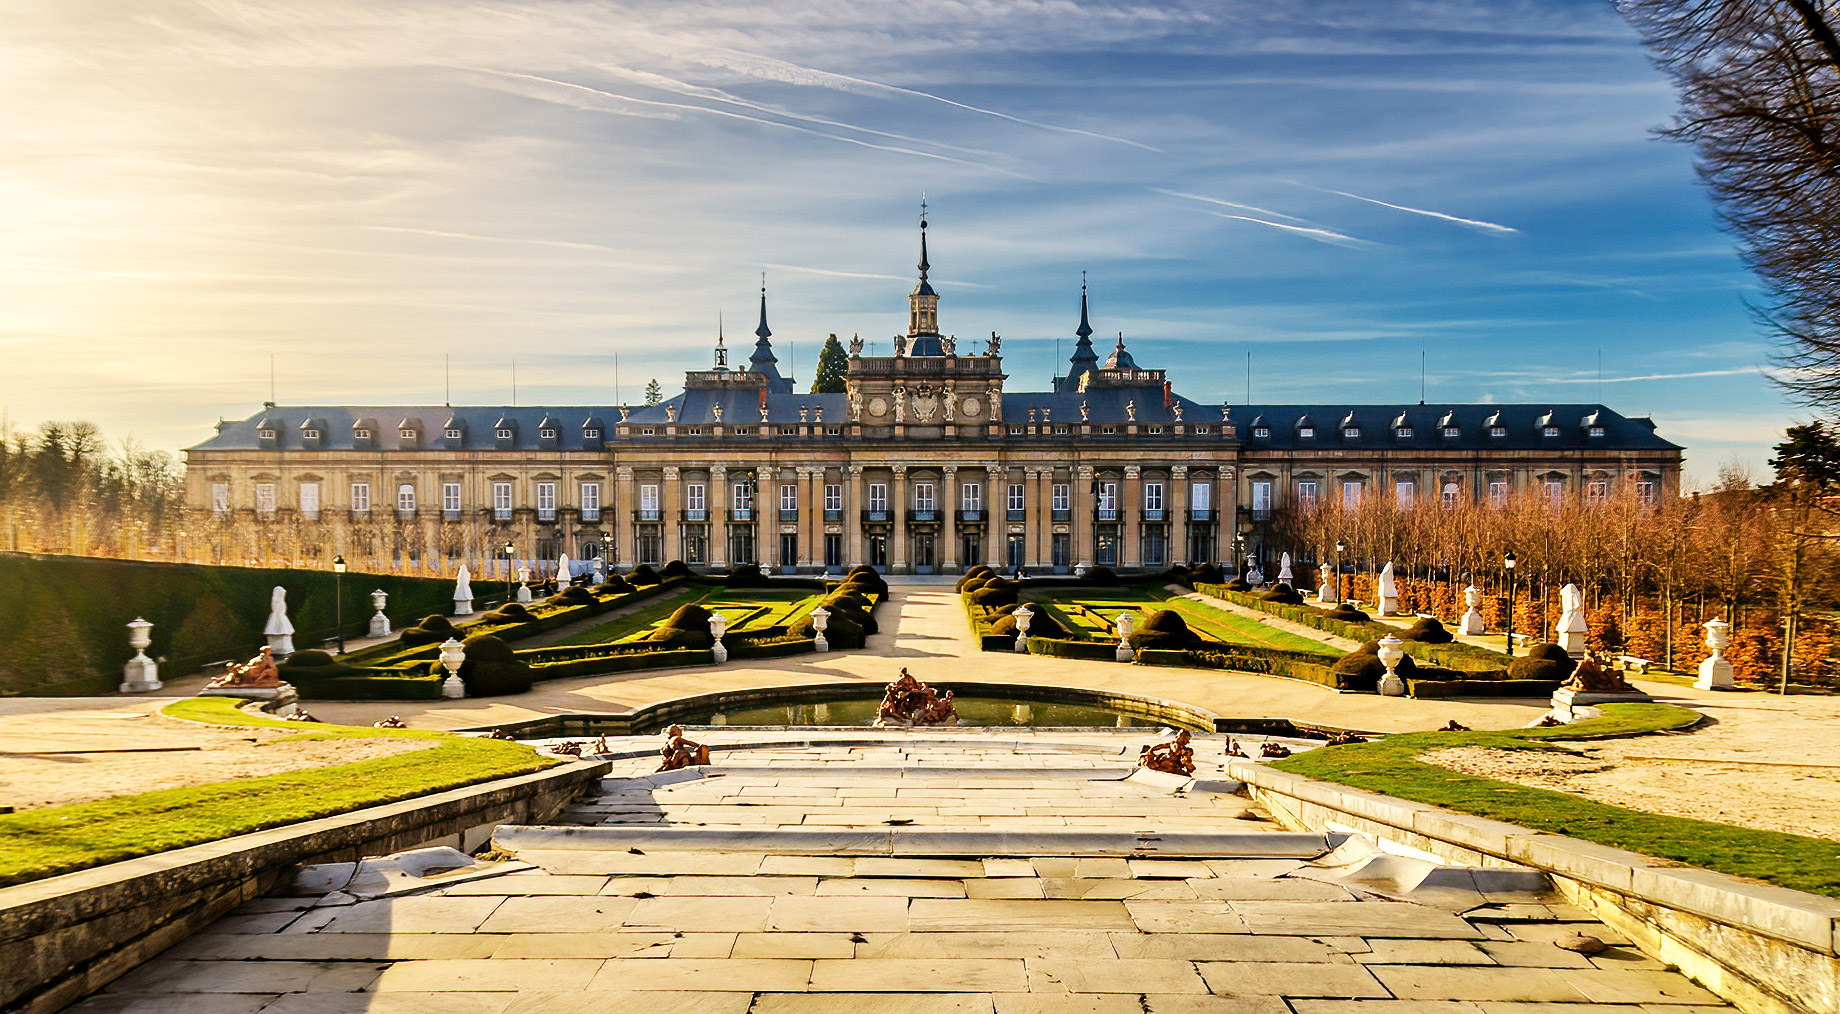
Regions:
[[892, 386, 907, 420], [618, 404, 630, 422], [664, 404, 677, 422], [988, 386, 1002, 421], [943, 388, 955, 422], [1173, 402, 1184, 422], [712, 402, 723, 422], [814, 405, 823, 423], [758, 401, 769, 423], [1126, 400, 1137, 422], [988, 331, 1001, 356], [849, 389, 862, 421], [799, 405, 809, 422], [1080, 400, 1090, 421], [848, 333, 863, 356], [1041, 406, 1051, 423], [894, 334, 907, 357], [942, 334, 956, 356]]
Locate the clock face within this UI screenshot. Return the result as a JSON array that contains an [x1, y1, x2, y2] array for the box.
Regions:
[[868, 396, 889, 417], [962, 397, 982, 417]]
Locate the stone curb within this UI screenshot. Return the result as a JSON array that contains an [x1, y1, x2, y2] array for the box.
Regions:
[[495, 825, 1337, 858], [0, 759, 608, 1014]]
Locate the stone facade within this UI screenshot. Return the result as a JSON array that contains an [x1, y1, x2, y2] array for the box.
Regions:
[[183, 226, 1683, 576]]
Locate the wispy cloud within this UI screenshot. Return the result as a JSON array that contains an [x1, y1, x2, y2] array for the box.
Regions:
[[1202, 211, 1376, 248], [362, 225, 629, 255], [1299, 183, 1518, 234], [1150, 188, 1307, 223]]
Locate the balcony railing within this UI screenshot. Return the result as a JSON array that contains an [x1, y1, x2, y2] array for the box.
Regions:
[[1006, 508, 1026, 521], [910, 509, 938, 522], [1143, 508, 1165, 521], [823, 509, 842, 522], [494, 507, 512, 521], [443, 509, 463, 521], [779, 509, 799, 522], [1188, 508, 1213, 522], [1097, 508, 1119, 521], [862, 509, 890, 523], [582, 508, 601, 522], [684, 508, 706, 522], [957, 509, 984, 523], [729, 508, 754, 522], [635, 509, 661, 522], [397, 509, 417, 521], [1251, 508, 1271, 521], [537, 508, 556, 522], [347, 508, 370, 521], [1051, 508, 1071, 522]]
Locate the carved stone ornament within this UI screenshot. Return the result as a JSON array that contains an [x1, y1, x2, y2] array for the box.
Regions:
[[892, 386, 907, 419], [962, 397, 982, 418], [913, 391, 939, 422], [799, 405, 809, 422], [1126, 400, 1137, 422], [1080, 400, 1090, 421], [867, 395, 887, 418], [618, 404, 631, 422], [848, 333, 864, 356], [759, 402, 770, 423], [712, 403, 723, 422], [664, 404, 677, 422], [1173, 403, 1183, 422], [943, 389, 956, 421], [850, 390, 864, 420], [987, 386, 1002, 421]]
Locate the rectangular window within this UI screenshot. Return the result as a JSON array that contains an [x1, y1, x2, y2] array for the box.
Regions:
[[914, 482, 936, 513], [1052, 483, 1070, 513], [1296, 481, 1318, 510], [254, 482, 276, 514], [780, 483, 798, 513], [1342, 481, 1362, 508], [1190, 482, 1210, 511], [961, 482, 982, 512], [732, 482, 752, 518], [825, 483, 842, 513], [299, 482, 319, 519], [442, 482, 461, 516], [1144, 482, 1164, 519], [350, 482, 370, 513], [1489, 481, 1509, 508], [1097, 482, 1118, 520], [684, 483, 704, 520], [211, 481, 230, 515], [1544, 480, 1564, 507], [1252, 481, 1272, 520], [537, 482, 557, 520], [1587, 480, 1609, 504], [493, 482, 512, 519], [1007, 483, 1025, 513], [869, 483, 888, 513], [1636, 480, 1657, 506], [639, 483, 659, 520], [1395, 481, 1414, 509], [397, 484, 416, 513], [581, 482, 601, 521]]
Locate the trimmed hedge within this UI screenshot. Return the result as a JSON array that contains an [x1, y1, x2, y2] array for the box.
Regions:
[[0, 553, 452, 696], [1194, 583, 1511, 677], [286, 672, 445, 700], [1134, 645, 1343, 689], [1025, 637, 1118, 661]]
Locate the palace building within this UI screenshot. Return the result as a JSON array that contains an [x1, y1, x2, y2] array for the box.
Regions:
[[184, 217, 1684, 576]]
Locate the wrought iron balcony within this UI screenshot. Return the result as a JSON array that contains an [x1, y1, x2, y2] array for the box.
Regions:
[[1188, 508, 1213, 522], [862, 509, 890, 523], [779, 509, 799, 522], [1007, 509, 1027, 521], [635, 509, 661, 522], [1051, 508, 1071, 522], [910, 509, 938, 522], [729, 508, 754, 522], [1143, 508, 1165, 522], [957, 509, 984, 523], [683, 508, 706, 522]]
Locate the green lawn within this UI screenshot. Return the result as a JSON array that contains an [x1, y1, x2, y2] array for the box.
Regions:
[[0, 699, 558, 888], [552, 585, 822, 647], [1023, 586, 1333, 654], [1274, 702, 1840, 899]]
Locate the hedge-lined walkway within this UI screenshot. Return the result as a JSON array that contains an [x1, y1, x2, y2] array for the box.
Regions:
[[1180, 589, 1364, 652]]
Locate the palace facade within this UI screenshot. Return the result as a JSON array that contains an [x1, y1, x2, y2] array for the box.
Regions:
[[184, 220, 1684, 576]]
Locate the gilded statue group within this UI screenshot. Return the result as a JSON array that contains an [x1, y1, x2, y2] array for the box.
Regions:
[[873, 668, 958, 727], [204, 646, 284, 690], [656, 725, 711, 772], [1137, 730, 1196, 776]]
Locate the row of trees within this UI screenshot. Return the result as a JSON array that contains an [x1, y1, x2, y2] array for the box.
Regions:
[[1267, 434, 1840, 690], [0, 419, 186, 559]]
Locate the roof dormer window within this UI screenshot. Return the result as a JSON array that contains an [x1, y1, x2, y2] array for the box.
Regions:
[[496, 427, 513, 440], [354, 428, 371, 440], [539, 427, 557, 440], [398, 428, 416, 441], [1490, 426, 1507, 438], [258, 428, 277, 441], [1396, 426, 1413, 439], [1542, 426, 1560, 438], [1299, 426, 1315, 439], [444, 428, 462, 440], [1588, 426, 1604, 438], [303, 428, 320, 440], [1442, 426, 1458, 438], [1252, 426, 1270, 439], [583, 428, 600, 441], [1342, 426, 1359, 439]]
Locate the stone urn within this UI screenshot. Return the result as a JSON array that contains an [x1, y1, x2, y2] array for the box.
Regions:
[[709, 611, 729, 664], [119, 617, 162, 693], [810, 606, 831, 653], [1459, 584, 1485, 636], [1696, 617, 1735, 690], [1012, 604, 1034, 653], [438, 637, 466, 699], [516, 567, 533, 604], [369, 589, 392, 638], [1115, 611, 1136, 663], [1377, 635, 1407, 697]]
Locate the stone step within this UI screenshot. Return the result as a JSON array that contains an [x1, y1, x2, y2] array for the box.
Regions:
[[495, 825, 1337, 858]]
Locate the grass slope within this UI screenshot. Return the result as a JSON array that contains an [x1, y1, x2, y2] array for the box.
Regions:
[[553, 586, 819, 647], [1024, 586, 1330, 653], [1274, 703, 1840, 898], [0, 699, 558, 887]]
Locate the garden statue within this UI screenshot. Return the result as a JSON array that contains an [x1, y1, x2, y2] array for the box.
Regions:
[[370, 589, 391, 637], [591, 558, 605, 583], [1246, 558, 1264, 586], [1376, 635, 1407, 697], [1459, 584, 1485, 636], [1278, 552, 1293, 584], [119, 617, 161, 693], [557, 553, 571, 588], [1138, 730, 1196, 776], [1696, 617, 1735, 690], [1012, 604, 1033, 652], [453, 565, 474, 616], [516, 567, 532, 603], [1565, 651, 1638, 694], [207, 647, 284, 690], [1555, 583, 1587, 654], [656, 725, 711, 771], [1377, 562, 1400, 616], [1317, 563, 1337, 605], [263, 586, 295, 656], [1114, 611, 1136, 662], [873, 668, 958, 727], [439, 637, 466, 698]]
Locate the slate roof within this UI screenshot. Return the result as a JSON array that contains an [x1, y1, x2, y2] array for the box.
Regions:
[[1229, 404, 1680, 453]]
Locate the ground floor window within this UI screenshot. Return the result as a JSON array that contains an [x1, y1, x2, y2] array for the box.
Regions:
[[824, 533, 843, 569], [779, 533, 799, 570], [1187, 525, 1214, 567], [867, 535, 887, 569], [1006, 534, 1026, 570], [729, 529, 754, 566], [682, 527, 706, 565], [1052, 533, 1070, 572], [580, 542, 601, 560], [1095, 525, 1120, 567], [1142, 528, 1167, 568], [961, 533, 982, 568], [635, 526, 661, 566]]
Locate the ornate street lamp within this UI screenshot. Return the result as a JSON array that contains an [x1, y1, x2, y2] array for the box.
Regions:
[[332, 554, 347, 654], [1503, 551, 1517, 657], [502, 540, 516, 604]]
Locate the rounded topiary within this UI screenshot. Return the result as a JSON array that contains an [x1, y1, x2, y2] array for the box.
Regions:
[[1508, 642, 1576, 681], [727, 563, 768, 587], [991, 608, 1074, 641], [456, 634, 533, 696], [1399, 617, 1453, 644], [280, 649, 335, 668], [968, 581, 1018, 608], [823, 592, 879, 633], [792, 610, 865, 648], [956, 571, 992, 593], [1083, 565, 1119, 585], [1259, 583, 1305, 606], [490, 602, 531, 620], [1225, 577, 1252, 592], [596, 575, 634, 594], [1325, 603, 1370, 622], [843, 568, 888, 595], [628, 564, 661, 585], [398, 614, 462, 646], [649, 603, 716, 648], [661, 559, 691, 579], [993, 602, 1020, 616], [962, 564, 993, 580], [1188, 562, 1224, 585], [1129, 609, 1203, 650], [555, 585, 596, 606], [1331, 643, 1416, 692]]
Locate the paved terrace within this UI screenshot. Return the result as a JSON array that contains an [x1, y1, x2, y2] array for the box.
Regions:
[[75, 733, 1730, 1013]]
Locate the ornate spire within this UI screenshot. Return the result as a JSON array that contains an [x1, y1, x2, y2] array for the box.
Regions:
[[1077, 270, 1093, 339], [918, 196, 930, 281], [748, 274, 791, 392], [714, 313, 728, 370], [755, 273, 771, 339], [907, 197, 942, 350]]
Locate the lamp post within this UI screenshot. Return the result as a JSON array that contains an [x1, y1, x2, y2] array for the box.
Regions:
[[1233, 531, 1247, 578], [1503, 551, 1517, 657], [1335, 538, 1345, 601], [502, 540, 515, 605], [332, 555, 347, 654]]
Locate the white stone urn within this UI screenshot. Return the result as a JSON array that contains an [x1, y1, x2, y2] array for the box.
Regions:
[[1115, 611, 1136, 663], [438, 637, 467, 699], [1377, 635, 1407, 697], [1696, 617, 1735, 690], [119, 617, 161, 693], [516, 567, 533, 603], [809, 606, 831, 653], [1317, 563, 1337, 605], [709, 611, 729, 664], [369, 589, 392, 638], [1012, 604, 1034, 653], [1459, 584, 1485, 636]]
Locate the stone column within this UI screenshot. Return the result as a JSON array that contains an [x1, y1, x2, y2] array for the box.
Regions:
[[1074, 464, 1095, 571], [942, 465, 959, 572], [614, 466, 635, 571], [1023, 467, 1044, 568], [1218, 470, 1235, 566], [891, 464, 909, 573], [985, 462, 1005, 569], [1171, 465, 1190, 566], [807, 467, 824, 571], [708, 465, 728, 568], [662, 466, 682, 564], [1122, 465, 1143, 570], [846, 464, 864, 566]]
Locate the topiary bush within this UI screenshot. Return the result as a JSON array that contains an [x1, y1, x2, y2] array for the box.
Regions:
[[1508, 642, 1576, 682], [554, 585, 596, 607], [1225, 577, 1252, 592], [1325, 603, 1371, 623], [1330, 640, 1416, 692], [662, 560, 691, 579], [1129, 609, 1203, 651], [791, 610, 865, 649], [488, 602, 530, 621], [456, 634, 533, 696], [956, 569, 995, 592], [992, 608, 1075, 641], [628, 564, 661, 585], [1083, 566, 1120, 585], [1259, 583, 1305, 606], [596, 575, 633, 594], [648, 603, 715, 648], [968, 581, 1018, 608], [399, 614, 461, 647], [1400, 616, 1454, 644], [821, 593, 878, 634], [281, 648, 336, 668], [1187, 562, 1224, 585], [726, 563, 768, 587], [843, 567, 888, 595]]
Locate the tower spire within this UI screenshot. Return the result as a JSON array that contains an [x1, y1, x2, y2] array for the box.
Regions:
[[918, 195, 930, 280], [714, 313, 728, 369], [1077, 270, 1093, 339], [755, 273, 771, 339]]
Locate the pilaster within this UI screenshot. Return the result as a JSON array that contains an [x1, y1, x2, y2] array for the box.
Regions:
[[942, 465, 959, 572], [1171, 465, 1190, 567], [1123, 464, 1143, 570], [614, 465, 635, 571], [662, 466, 682, 564], [891, 464, 909, 573], [1074, 464, 1094, 571]]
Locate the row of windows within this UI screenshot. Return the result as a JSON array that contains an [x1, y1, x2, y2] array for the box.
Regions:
[[215, 481, 603, 520], [1247, 424, 1607, 441], [1247, 477, 1659, 516]]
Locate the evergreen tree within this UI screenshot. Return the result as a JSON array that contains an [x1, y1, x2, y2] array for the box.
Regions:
[[643, 379, 662, 405], [811, 333, 849, 394]]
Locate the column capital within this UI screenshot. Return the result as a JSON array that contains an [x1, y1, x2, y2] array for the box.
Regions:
[[1124, 464, 1142, 479], [662, 466, 680, 480], [1171, 465, 1189, 478], [711, 464, 727, 476], [614, 466, 634, 480], [892, 464, 907, 478], [983, 462, 1003, 474], [942, 464, 958, 476], [847, 464, 864, 476], [1076, 464, 1094, 479]]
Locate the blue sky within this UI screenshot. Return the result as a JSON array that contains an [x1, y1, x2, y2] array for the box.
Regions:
[[0, 0, 1793, 478]]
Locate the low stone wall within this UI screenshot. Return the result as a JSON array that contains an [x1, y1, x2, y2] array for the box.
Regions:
[[0, 759, 608, 1014], [1228, 758, 1840, 1014]]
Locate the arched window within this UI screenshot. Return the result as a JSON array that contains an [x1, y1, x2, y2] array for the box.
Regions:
[[397, 484, 416, 512], [1441, 482, 1460, 509]]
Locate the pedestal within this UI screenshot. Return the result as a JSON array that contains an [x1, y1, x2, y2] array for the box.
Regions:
[[1550, 685, 1652, 723], [516, 585, 533, 604], [1378, 594, 1400, 617], [441, 675, 466, 699], [1459, 609, 1485, 636], [119, 656, 162, 694], [198, 683, 299, 709], [1115, 644, 1134, 663], [1696, 655, 1735, 691], [265, 633, 294, 657], [369, 612, 392, 638], [1013, 633, 1029, 653], [1317, 583, 1336, 604], [1379, 670, 1406, 697], [711, 643, 729, 664], [1557, 630, 1586, 654], [453, 598, 473, 617], [813, 634, 829, 653]]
